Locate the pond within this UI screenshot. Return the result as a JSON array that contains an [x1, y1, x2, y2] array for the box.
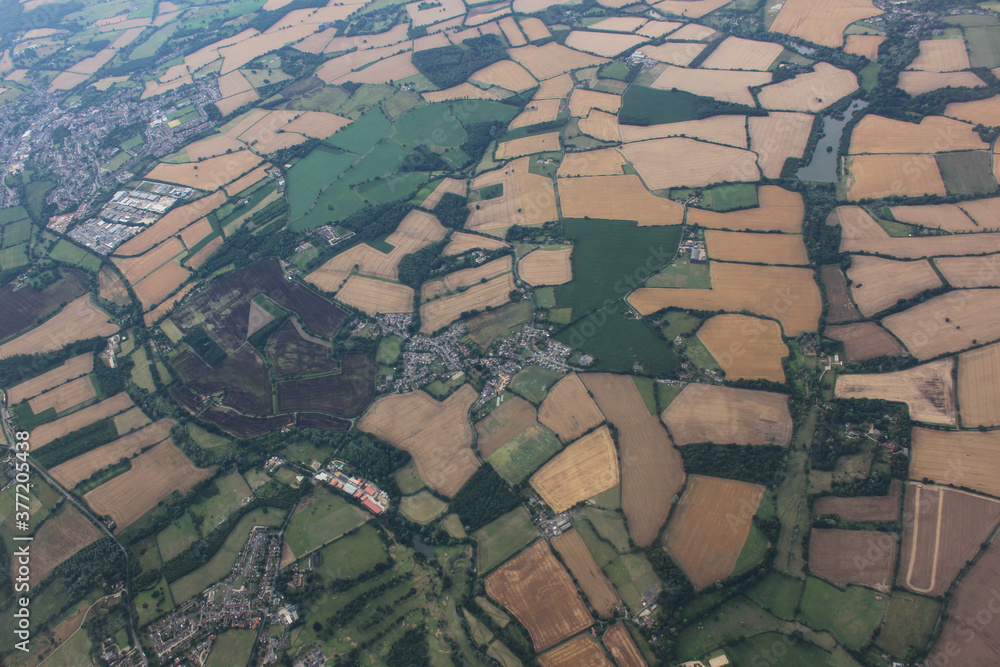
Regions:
[[797, 99, 869, 183]]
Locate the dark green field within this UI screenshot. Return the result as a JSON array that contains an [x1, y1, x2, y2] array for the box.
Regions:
[[936, 151, 996, 195], [966, 26, 1000, 67]]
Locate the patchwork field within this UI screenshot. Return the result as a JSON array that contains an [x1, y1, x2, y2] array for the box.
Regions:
[[621, 137, 760, 189], [578, 109, 620, 142], [507, 43, 608, 80], [49, 419, 175, 489], [836, 359, 956, 425], [422, 256, 512, 301], [538, 373, 605, 443], [469, 60, 537, 92], [551, 529, 622, 617], [849, 115, 986, 154], [603, 623, 645, 667], [883, 289, 1000, 359], [333, 275, 414, 315], [620, 115, 747, 147], [908, 38, 971, 72], [28, 506, 103, 584], [814, 480, 901, 522], [845, 154, 947, 201], [518, 247, 573, 286], [888, 203, 980, 233], [583, 373, 685, 547], [910, 428, 1000, 497], [958, 342, 1000, 428], [663, 475, 765, 589], [662, 383, 793, 446], [840, 230, 1000, 258], [844, 34, 884, 59], [697, 314, 788, 382], [568, 89, 621, 117], [529, 425, 619, 512], [945, 95, 1000, 127], [650, 65, 770, 106], [821, 265, 862, 323], [704, 230, 809, 265], [358, 386, 479, 497], [538, 634, 611, 667], [0, 296, 118, 359], [702, 36, 783, 70], [564, 30, 645, 57], [757, 63, 859, 113], [476, 396, 538, 458], [443, 232, 508, 257], [116, 192, 227, 256], [495, 132, 561, 160], [825, 322, 905, 361], [896, 70, 986, 96], [768, 0, 882, 47], [687, 186, 804, 232], [466, 157, 558, 233], [557, 175, 685, 225], [557, 149, 629, 177], [808, 529, 896, 590], [749, 111, 815, 178], [31, 392, 135, 449], [484, 540, 594, 651], [846, 256, 942, 316], [8, 353, 93, 404]]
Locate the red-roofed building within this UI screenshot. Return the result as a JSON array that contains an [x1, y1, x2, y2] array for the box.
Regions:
[[362, 497, 385, 515]]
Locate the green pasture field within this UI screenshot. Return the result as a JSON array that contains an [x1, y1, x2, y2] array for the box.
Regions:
[[677, 597, 784, 660], [583, 507, 631, 553], [556, 309, 680, 375], [656, 381, 683, 411], [692, 183, 758, 211], [135, 577, 174, 626], [726, 632, 842, 667], [326, 106, 393, 154], [442, 513, 467, 538], [937, 151, 996, 195], [797, 577, 886, 649], [395, 103, 467, 147], [0, 206, 29, 225], [659, 310, 702, 339], [508, 364, 563, 403], [400, 490, 448, 523], [43, 627, 92, 667], [620, 86, 702, 125], [590, 485, 621, 510], [472, 507, 538, 572], [0, 244, 29, 270], [2, 218, 32, 246], [190, 471, 252, 531], [745, 571, 804, 620], [966, 25, 1000, 67], [282, 439, 329, 465], [394, 461, 425, 494], [285, 147, 357, 221], [376, 334, 403, 363], [467, 301, 532, 348], [425, 373, 466, 399], [383, 89, 425, 120], [204, 630, 257, 667], [487, 423, 561, 484], [283, 488, 368, 557], [604, 552, 659, 614], [646, 257, 711, 288], [314, 524, 388, 579], [129, 23, 178, 60], [49, 240, 102, 271], [877, 592, 941, 659], [189, 423, 231, 451], [733, 523, 769, 575], [353, 171, 427, 206], [156, 513, 200, 562], [632, 376, 657, 415]]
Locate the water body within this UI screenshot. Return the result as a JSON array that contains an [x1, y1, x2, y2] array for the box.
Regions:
[[797, 99, 869, 183]]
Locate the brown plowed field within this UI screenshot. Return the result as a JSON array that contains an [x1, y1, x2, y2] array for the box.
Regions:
[[31, 392, 135, 449], [564, 30, 645, 57], [510, 99, 562, 130], [85, 440, 211, 529], [849, 114, 986, 154], [578, 109, 620, 142], [28, 506, 102, 584], [568, 89, 621, 117], [470, 60, 538, 92], [814, 480, 901, 522], [476, 396, 537, 458], [530, 425, 619, 513], [757, 63, 859, 113], [621, 115, 747, 147], [551, 530, 621, 617], [898, 484, 1000, 597], [908, 38, 970, 72], [809, 529, 897, 590], [28, 375, 95, 414], [422, 256, 512, 301], [821, 266, 862, 323], [664, 475, 765, 589], [419, 273, 514, 334], [507, 43, 608, 80], [628, 263, 822, 335], [466, 157, 558, 233], [621, 137, 760, 188], [539, 373, 605, 442], [945, 95, 1000, 127], [768, 0, 882, 47], [687, 186, 804, 232], [702, 36, 784, 70], [883, 289, 1000, 360], [583, 373, 685, 547], [8, 353, 93, 404], [603, 623, 645, 667], [847, 256, 942, 316], [958, 342, 1000, 428], [443, 232, 508, 256], [835, 359, 956, 425], [651, 65, 770, 106], [50, 419, 175, 488], [539, 634, 612, 667], [696, 314, 788, 382], [485, 540, 594, 651], [557, 149, 628, 177], [841, 232, 1000, 258], [359, 386, 479, 497], [422, 178, 467, 210], [558, 175, 684, 225], [749, 111, 815, 178], [824, 323, 905, 361], [519, 247, 573, 286], [704, 230, 809, 265], [844, 34, 884, 59], [845, 154, 946, 201], [0, 296, 118, 359], [662, 383, 792, 446], [146, 150, 263, 191], [911, 428, 1000, 497], [533, 73, 573, 100], [115, 191, 226, 256], [495, 132, 561, 160], [897, 70, 986, 96], [889, 204, 979, 232]]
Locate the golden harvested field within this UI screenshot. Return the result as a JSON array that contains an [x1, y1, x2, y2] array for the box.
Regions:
[[578, 109, 620, 142], [85, 440, 212, 530], [945, 95, 1000, 127], [935, 254, 1000, 288], [564, 30, 645, 57], [621, 137, 760, 189], [146, 150, 262, 191], [841, 231, 1000, 258], [748, 112, 815, 178], [825, 322, 906, 362], [587, 16, 646, 32], [847, 256, 942, 316], [185, 238, 223, 271], [688, 186, 804, 232], [499, 17, 527, 46], [334, 275, 414, 315], [28, 506, 102, 584], [697, 314, 788, 382], [495, 132, 561, 160], [889, 204, 979, 232], [621, 115, 748, 147], [533, 73, 574, 100], [845, 154, 946, 201], [116, 237, 186, 285], [911, 428, 1000, 497], [704, 230, 809, 265], [557, 175, 684, 225], [8, 353, 93, 404], [529, 425, 619, 512], [808, 529, 897, 590], [422, 178, 467, 210], [50, 419, 175, 488], [0, 296, 118, 359], [844, 34, 884, 59], [832, 205, 887, 239], [662, 383, 793, 446], [518, 247, 573, 286], [583, 373, 685, 547], [466, 158, 558, 233], [485, 540, 594, 651], [519, 17, 552, 41], [144, 284, 195, 326], [638, 20, 684, 37], [284, 111, 351, 138], [507, 43, 608, 81], [306, 209, 447, 289], [114, 406, 151, 433], [959, 197, 1000, 229], [757, 62, 859, 113], [557, 149, 628, 177], [884, 289, 1000, 359], [958, 342, 1000, 428], [405, 0, 464, 25], [629, 263, 822, 335], [98, 267, 130, 306], [510, 99, 561, 129], [476, 396, 537, 458], [849, 115, 986, 154], [178, 217, 213, 249], [115, 191, 226, 256], [651, 65, 770, 106], [316, 44, 404, 83], [538, 634, 612, 667], [768, 0, 882, 47], [224, 165, 270, 196], [422, 256, 513, 301], [31, 393, 135, 449], [640, 41, 707, 66], [663, 475, 765, 589], [897, 70, 986, 96], [551, 530, 621, 617], [134, 262, 192, 310], [359, 386, 479, 497], [908, 38, 970, 72], [835, 358, 957, 425], [418, 274, 513, 330], [218, 69, 253, 97], [702, 36, 784, 70], [653, 0, 732, 18], [28, 375, 95, 415], [470, 60, 537, 92], [443, 231, 508, 256], [538, 373, 605, 443], [603, 623, 645, 667]]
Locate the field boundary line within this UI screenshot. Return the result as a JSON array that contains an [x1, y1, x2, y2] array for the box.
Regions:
[[906, 484, 943, 594]]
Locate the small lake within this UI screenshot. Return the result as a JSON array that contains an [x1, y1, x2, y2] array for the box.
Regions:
[[797, 99, 869, 183]]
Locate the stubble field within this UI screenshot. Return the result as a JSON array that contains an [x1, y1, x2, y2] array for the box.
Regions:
[[835, 359, 957, 425], [529, 425, 619, 513], [662, 383, 793, 446], [538, 373, 605, 443], [958, 342, 1000, 428]]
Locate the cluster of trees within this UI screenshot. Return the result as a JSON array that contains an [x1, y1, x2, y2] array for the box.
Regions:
[[810, 398, 910, 470], [34, 418, 118, 468], [449, 467, 519, 531], [411, 35, 507, 89], [460, 120, 507, 163], [679, 443, 788, 486], [397, 240, 448, 288], [433, 193, 470, 229], [400, 146, 449, 172], [182, 326, 227, 366], [301, 429, 409, 492], [195, 204, 297, 277]]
